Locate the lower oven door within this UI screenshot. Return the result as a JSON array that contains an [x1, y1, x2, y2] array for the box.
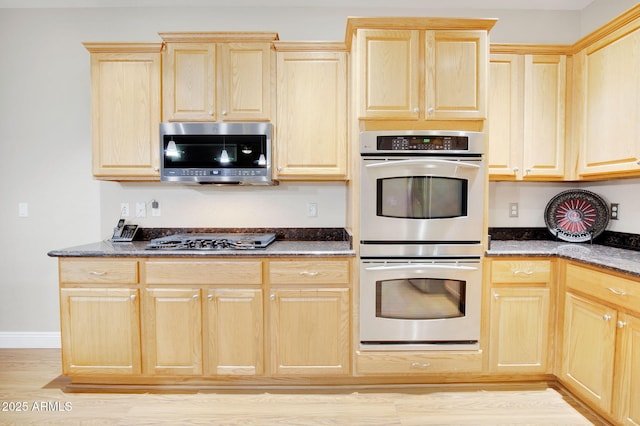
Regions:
[[360, 258, 481, 348]]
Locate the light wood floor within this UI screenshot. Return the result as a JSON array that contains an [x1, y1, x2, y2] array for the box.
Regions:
[[0, 349, 604, 425]]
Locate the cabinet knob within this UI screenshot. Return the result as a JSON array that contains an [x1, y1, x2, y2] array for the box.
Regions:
[[494, 293, 500, 299], [426, 107, 434, 114], [414, 107, 421, 113], [130, 294, 136, 301], [207, 294, 213, 301], [192, 294, 199, 300], [603, 314, 612, 321], [208, 110, 214, 116], [513, 167, 519, 175], [618, 320, 628, 328], [277, 166, 282, 172], [270, 294, 275, 301], [525, 168, 532, 175], [221, 110, 228, 116]]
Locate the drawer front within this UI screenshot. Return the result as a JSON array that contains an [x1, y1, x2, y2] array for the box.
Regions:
[[269, 260, 350, 285], [565, 263, 640, 313], [491, 259, 551, 284], [60, 259, 139, 284], [356, 351, 482, 374], [145, 260, 262, 285]]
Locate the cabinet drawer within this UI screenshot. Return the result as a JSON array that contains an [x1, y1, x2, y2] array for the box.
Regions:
[[269, 260, 350, 285], [491, 259, 551, 284], [565, 263, 640, 313], [145, 260, 262, 285], [356, 351, 482, 375], [59, 259, 139, 284]]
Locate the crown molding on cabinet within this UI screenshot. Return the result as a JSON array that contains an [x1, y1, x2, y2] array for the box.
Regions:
[[158, 32, 279, 43], [83, 42, 163, 53]]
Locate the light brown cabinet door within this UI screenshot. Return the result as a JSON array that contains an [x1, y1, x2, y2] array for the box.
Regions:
[[427, 30, 487, 120], [219, 43, 272, 121], [87, 48, 161, 179], [576, 24, 640, 178], [488, 53, 566, 180], [613, 313, 640, 425], [204, 288, 263, 376], [489, 287, 550, 373], [163, 42, 217, 122], [143, 288, 202, 375], [269, 288, 350, 376], [275, 49, 347, 179], [60, 288, 141, 376], [561, 292, 617, 412], [356, 29, 420, 120]]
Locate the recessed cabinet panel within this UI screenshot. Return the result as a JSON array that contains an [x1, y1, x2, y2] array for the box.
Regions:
[[60, 288, 141, 376], [163, 43, 217, 122], [85, 45, 161, 179]]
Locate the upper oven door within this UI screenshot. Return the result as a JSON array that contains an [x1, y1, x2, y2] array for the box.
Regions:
[[360, 156, 484, 243]]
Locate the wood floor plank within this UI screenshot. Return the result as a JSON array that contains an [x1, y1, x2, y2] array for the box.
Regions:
[[0, 349, 600, 425]]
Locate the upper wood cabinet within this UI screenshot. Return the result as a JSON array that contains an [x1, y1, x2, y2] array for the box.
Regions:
[[349, 18, 495, 122], [274, 43, 348, 180], [84, 43, 162, 181], [488, 47, 568, 180], [160, 32, 277, 123], [572, 8, 640, 179]]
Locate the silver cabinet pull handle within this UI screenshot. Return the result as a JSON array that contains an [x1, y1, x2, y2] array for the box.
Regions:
[[300, 271, 319, 276], [89, 271, 107, 276], [513, 270, 534, 275], [607, 287, 627, 296], [411, 362, 431, 368]]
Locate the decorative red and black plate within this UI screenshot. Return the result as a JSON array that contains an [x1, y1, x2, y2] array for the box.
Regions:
[[544, 189, 609, 243]]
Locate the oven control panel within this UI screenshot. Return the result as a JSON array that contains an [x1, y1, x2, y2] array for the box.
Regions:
[[378, 135, 469, 151]]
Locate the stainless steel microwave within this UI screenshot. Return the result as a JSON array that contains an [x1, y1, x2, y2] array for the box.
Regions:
[[160, 122, 274, 185]]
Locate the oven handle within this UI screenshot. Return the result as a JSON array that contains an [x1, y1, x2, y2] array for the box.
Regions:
[[364, 264, 478, 272], [364, 159, 481, 169]]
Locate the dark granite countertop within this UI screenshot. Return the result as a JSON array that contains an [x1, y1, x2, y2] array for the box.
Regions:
[[48, 239, 355, 258], [487, 240, 640, 278]]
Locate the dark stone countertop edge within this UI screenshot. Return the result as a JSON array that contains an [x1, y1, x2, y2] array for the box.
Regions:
[[48, 239, 355, 258], [487, 240, 640, 279]]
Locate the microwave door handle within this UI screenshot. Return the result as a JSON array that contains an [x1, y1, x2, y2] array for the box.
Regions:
[[365, 159, 481, 169], [365, 264, 478, 272]]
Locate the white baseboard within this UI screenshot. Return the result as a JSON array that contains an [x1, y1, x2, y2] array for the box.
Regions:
[[0, 332, 61, 348]]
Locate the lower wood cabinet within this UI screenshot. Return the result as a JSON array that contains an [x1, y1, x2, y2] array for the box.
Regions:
[[486, 258, 554, 374], [269, 287, 350, 376], [60, 287, 141, 376], [560, 261, 640, 424], [204, 288, 263, 376], [143, 288, 203, 376]]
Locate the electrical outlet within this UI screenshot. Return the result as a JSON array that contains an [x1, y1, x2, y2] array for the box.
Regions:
[[307, 202, 318, 218], [135, 202, 146, 218], [120, 203, 130, 217], [18, 202, 28, 218], [509, 202, 519, 218], [610, 203, 619, 220]]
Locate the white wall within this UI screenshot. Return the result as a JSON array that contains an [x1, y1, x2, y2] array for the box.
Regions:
[[0, 1, 635, 341]]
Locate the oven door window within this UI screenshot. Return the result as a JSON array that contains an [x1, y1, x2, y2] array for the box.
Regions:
[[376, 278, 466, 320], [377, 176, 467, 219]]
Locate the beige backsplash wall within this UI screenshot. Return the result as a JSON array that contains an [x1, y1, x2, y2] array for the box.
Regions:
[[489, 179, 640, 234]]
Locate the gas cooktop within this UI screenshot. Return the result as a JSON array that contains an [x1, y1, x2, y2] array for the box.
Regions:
[[146, 233, 276, 250]]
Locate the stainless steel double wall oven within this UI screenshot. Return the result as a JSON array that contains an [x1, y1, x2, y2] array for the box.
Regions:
[[359, 131, 485, 350]]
